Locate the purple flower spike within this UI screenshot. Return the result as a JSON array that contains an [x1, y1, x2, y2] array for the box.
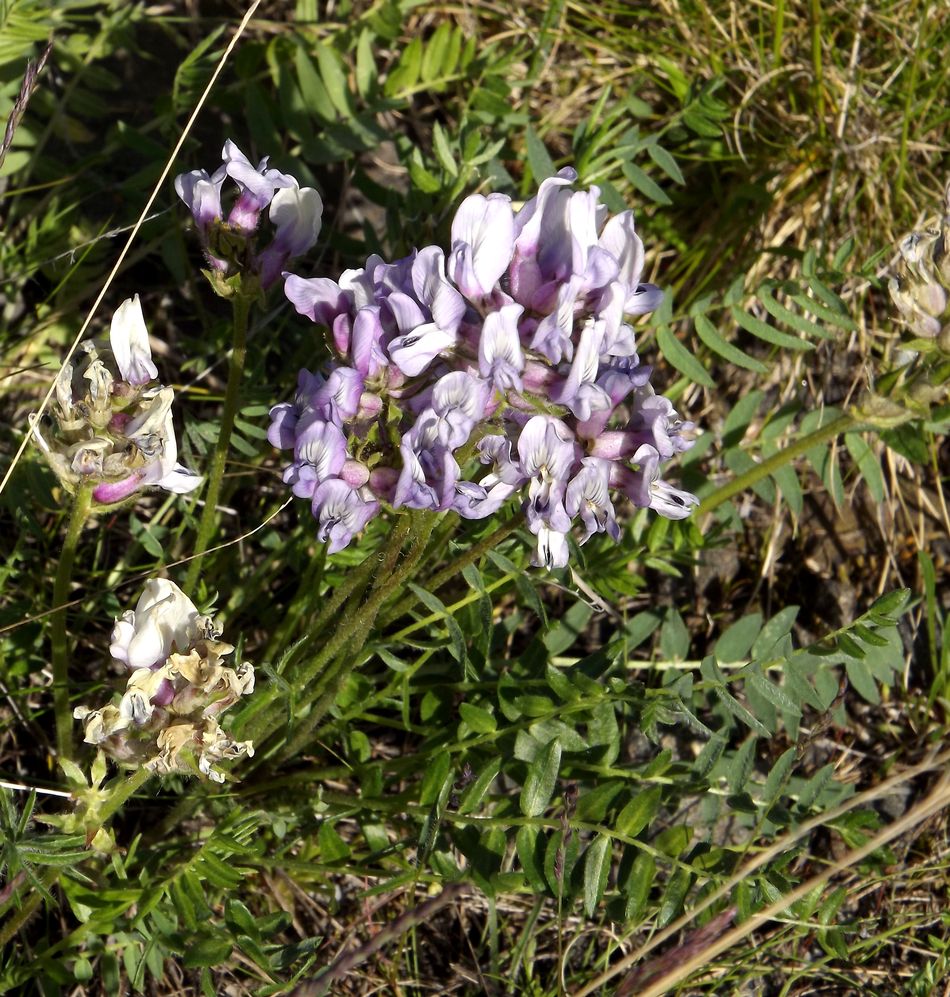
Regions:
[[312, 479, 378, 553], [448, 193, 515, 299], [268, 164, 698, 566]]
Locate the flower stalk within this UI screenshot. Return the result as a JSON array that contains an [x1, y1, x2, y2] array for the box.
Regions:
[[274, 513, 438, 759], [185, 292, 251, 591], [51, 482, 93, 761]]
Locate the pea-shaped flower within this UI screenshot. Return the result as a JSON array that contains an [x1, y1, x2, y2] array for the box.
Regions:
[[175, 140, 323, 290]]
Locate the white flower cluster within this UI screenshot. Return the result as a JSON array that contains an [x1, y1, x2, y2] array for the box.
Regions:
[[74, 580, 254, 783], [30, 296, 200, 505]]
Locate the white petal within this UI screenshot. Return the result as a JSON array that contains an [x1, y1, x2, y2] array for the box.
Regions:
[[110, 295, 158, 386]]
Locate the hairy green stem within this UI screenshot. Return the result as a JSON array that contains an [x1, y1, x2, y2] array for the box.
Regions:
[[377, 512, 522, 629], [290, 515, 433, 696], [697, 412, 856, 517], [260, 545, 327, 666], [51, 483, 93, 761], [99, 767, 152, 822], [275, 514, 438, 760], [241, 519, 414, 745], [185, 293, 251, 592]]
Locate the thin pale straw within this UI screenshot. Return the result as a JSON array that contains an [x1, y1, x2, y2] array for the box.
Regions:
[[634, 771, 950, 997], [574, 744, 950, 996], [0, 496, 292, 636], [0, 779, 71, 799]]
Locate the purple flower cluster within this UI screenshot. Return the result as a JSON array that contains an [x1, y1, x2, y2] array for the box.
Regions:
[[175, 140, 323, 289], [270, 168, 697, 567]]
